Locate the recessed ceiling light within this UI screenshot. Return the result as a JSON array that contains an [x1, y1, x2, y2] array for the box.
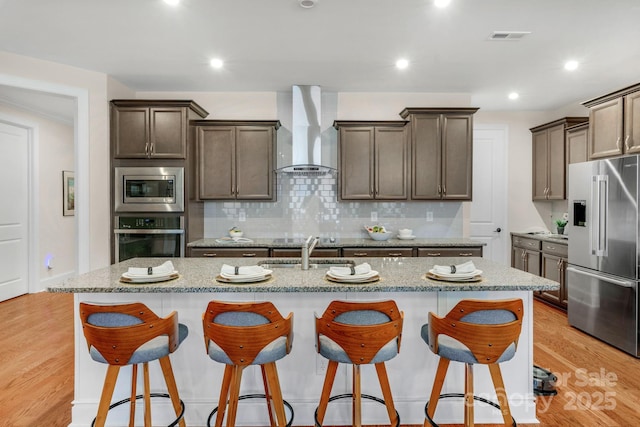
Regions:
[[396, 59, 409, 70], [299, 0, 317, 8], [210, 58, 224, 69], [163, 0, 180, 6], [434, 0, 451, 8], [564, 60, 579, 71], [508, 92, 519, 100]]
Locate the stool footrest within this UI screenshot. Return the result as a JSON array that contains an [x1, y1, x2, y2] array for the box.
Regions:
[[424, 393, 516, 427], [91, 392, 185, 427], [206, 393, 294, 427], [314, 393, 400, 427]]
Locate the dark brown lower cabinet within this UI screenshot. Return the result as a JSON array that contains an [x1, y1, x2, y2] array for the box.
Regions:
[[188, 247, 270, 258], [342, 248, 414, 257], [417, 247, 482, 257]]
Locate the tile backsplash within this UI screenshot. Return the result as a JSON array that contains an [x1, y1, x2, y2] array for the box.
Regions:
[[204, 173, 463, 239]]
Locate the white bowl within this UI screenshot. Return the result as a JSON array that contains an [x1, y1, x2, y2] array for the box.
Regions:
[[229, 230, 244, 237], [368, 231, 392, 241]]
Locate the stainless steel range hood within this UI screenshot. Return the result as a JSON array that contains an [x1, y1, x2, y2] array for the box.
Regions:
[[276, 85, 337, 175]]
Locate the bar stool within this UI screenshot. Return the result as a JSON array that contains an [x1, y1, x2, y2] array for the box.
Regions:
[[314, 300, 403, 427], [202, 300, 294, 427], [421, 298, 524, 427], [79, 302, 189, 427]]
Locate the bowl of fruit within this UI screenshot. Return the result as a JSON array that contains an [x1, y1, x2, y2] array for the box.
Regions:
[[229, 226, 244, 238], [365, 225, 392, 241]]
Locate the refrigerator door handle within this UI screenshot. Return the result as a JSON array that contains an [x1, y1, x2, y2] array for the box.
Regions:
[[591, 175, 608, 256], [567, 266, 634, 288]]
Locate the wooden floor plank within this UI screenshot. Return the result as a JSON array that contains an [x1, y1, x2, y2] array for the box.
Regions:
[[0, 293, 638, 426]]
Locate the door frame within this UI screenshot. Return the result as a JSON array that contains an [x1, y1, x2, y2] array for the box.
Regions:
[[0, 73, 91, 291]]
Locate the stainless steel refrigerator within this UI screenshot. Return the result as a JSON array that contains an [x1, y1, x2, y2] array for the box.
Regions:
[[567, 155, 639, 357]]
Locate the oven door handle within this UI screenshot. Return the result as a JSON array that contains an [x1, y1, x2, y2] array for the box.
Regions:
[[114, 229, 184, 235]]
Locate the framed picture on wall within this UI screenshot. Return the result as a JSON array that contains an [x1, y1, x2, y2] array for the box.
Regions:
[[63, 170, 75, 216]]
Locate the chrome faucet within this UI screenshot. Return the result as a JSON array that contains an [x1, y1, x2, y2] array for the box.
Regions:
[[301, 235, 319, 270]]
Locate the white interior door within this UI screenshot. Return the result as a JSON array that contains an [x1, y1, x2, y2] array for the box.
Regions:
[[0, 121, 29, 301], [470, 125, 508, 264]]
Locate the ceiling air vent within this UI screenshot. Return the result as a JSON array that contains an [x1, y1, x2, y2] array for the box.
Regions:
[[488, 31, 531, 41]]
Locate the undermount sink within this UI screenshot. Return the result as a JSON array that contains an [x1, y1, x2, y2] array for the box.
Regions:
[[258, 259, 355, 269]]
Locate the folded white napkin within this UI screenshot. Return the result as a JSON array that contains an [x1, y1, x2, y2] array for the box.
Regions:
[[432, 260, 476, 275], [126, 261, 175, 277], [215, 237, 254, 243], [329, 263, 372, 277], [220, 264, 266, 277]]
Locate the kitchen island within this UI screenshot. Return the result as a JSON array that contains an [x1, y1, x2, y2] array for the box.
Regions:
[[50, 257, 558, 426]]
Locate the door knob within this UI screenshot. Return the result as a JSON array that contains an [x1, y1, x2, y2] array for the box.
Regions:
[[494, 227, 502, 233]]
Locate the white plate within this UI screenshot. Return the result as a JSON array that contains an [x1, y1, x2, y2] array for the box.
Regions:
[[425, 272, 482, 282], [120, 272, 179, 283], [216, 274, 272, 283], [325, 273, 380, 284], [220, 269, 273, 281], [326, 270, 379, 281], [428, 269, 483, 279], [397, 235, 416, 240]]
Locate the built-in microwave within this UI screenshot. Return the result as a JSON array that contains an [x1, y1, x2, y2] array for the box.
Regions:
[[114, 166, 184, 212]]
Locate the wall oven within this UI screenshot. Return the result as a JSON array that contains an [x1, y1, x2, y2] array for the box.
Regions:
[[114, 166, 184, 213], [114, 215, 185, 262]]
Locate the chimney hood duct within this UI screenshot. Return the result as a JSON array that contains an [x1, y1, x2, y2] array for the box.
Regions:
[[276, 85, 336, 175]]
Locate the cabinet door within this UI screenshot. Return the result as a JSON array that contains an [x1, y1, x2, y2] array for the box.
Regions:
[[340, 127, 374, 200], [589, 98, 623, 159], [417, 247, 482, 257], [411, 115, 441, 199], [375, 126, 408, 199], [197, 126, 236, 199], [540, 253, 562, 305], [149, 107, 186, 158], [624, 91, 640, 154], [343, 248, 414, 257], [525, 250, 541, 275], [442, 114, 473, 200], [567, 126, 588, 164], [547, 124, 566, 200], [112, 106, 150, 158], [236, 126, 274, 200], [532, 130, 549, 200], [512, 247, 526, 271]]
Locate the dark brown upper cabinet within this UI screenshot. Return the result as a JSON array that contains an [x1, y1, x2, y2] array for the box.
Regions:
[[583, 83, 640, 159], [566, 121, 589, 164], [530, 117, 588, 201], [334, 121, 409, 201], [400, 108, 478, 200], [111, 100, 208, 159], [193, 120, 280, 201]]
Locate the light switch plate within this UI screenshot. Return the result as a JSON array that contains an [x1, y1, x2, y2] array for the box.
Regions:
[[371, 211, 378, 222], [239, 211, 246, 222], [426, 211, 433, 222]]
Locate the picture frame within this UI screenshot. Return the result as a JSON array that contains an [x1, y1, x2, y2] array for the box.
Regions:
[[63, 170, 75, 216]]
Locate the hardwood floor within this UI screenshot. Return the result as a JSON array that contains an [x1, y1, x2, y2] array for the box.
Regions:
[[0, 293, 638, 426]]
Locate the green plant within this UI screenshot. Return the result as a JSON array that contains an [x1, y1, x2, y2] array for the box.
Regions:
[[555, 219, 568, 228]]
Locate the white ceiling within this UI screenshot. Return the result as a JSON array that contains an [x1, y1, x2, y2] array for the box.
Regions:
[[1, 0, 640, 113]]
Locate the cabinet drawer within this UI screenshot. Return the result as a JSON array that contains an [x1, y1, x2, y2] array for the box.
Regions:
[[512, 236, 541, 250], [271, 248, 341, 258], [417, 247, 482, 257], [343, 248, 414, 257], [189, 248, 269, 258], [542, 241, 568, 257]]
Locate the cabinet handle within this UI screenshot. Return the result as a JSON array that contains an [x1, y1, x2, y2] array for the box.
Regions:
[[442, 185, 446, 195], [388, 252, 404, 257], [149, 142, 154, 156], [437, 185, 442, 195], [459, 252, 473, 256], [242, 253, 257, 257], [145, 142, 150, 157], [625, 135, 631, 151], [353, 252, 368, 256], [426, 252, 441, 256], [202, 253, 217, 257], [616, 136, 622, 151]]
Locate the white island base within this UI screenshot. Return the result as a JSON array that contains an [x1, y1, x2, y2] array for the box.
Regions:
[[70, 290, 536, 426]]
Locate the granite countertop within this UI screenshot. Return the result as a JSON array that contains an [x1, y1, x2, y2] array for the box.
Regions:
[[48, 256, 558, 294], [510, 232, 568, 244], [188, 237, 486, 248]]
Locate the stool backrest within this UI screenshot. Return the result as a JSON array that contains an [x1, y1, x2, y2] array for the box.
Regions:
[[203, 301, 293, 366], [315, 300, 403, 365], [79, 302, 179, 365], [428, 298, 523, 364]]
